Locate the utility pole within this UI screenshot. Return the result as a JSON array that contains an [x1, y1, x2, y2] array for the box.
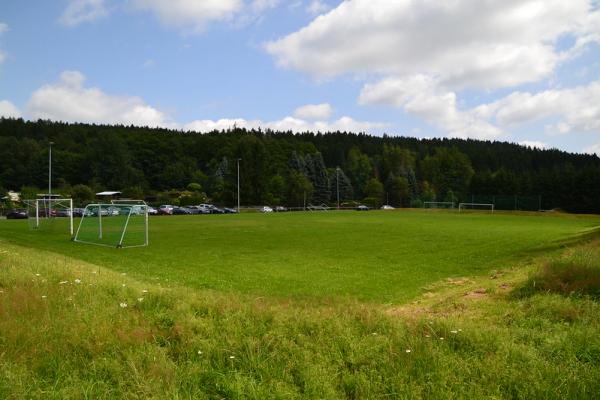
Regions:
[[237, 158, 241, 213], [48, 141, 54, 196], [336, 167, 340, 210]]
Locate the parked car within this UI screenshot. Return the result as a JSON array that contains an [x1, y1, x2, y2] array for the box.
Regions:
[[6, 208, 28, 219], [56, 209, 72, 217], [147, 206, 158, 215], [158, 205, 174, 215], [223, 207, 238, 214], [356, 205, 370, 211], [172, 206, 192, 215], [380, 205, 395, 210], [72, 208, 85, 217], [274, 206, 288, 212], [261, 206, 273, 213]]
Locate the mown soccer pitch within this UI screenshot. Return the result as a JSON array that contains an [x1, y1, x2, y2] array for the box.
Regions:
[[0, 210, 598, 303]]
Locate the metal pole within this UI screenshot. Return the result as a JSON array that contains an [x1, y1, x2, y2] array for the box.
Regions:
[[48, 142, 53, 196], [336, 167, 340, 210], [237, 158, 241, 212]]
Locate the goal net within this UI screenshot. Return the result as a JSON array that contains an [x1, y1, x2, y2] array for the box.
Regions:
[[24, 198, 74, 235], [73, 201, 148, 248], [458, 203, 495, 213], [423, 201, 455, 209]]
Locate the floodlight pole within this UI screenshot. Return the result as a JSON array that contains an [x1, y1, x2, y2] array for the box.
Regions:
[[48, 141, 54, 196], [336, 167, 340, 210], [237, 158, 241, 212]]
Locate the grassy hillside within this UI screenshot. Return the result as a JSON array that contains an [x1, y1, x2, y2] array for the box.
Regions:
[[1, 233, 599, 398], [0, 210, 598, 303]]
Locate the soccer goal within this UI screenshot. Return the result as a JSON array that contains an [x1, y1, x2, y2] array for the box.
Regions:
[[24, 197, 74, 235], [73, 201, 148, 248], [423, 201, 455, 209], [458, 203, 495, 213]]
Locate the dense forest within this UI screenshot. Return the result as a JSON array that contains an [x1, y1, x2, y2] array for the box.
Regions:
[[1, 118, 599, 213]]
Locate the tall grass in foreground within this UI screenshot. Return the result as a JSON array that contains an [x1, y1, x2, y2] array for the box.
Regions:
[[517, 248, 600, 298], [1, 239, 599, 399]]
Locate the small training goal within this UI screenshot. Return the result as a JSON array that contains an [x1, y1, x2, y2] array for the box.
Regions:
[[423, 201, 455, 209], [73, 200, 148, 248], [458, 203, 495, 213], [24, 197, 74, 235]]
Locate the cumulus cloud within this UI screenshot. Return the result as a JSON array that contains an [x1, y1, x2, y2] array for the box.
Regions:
[[184, 115, 385, 134], [293, 103, 333, 120], [359, 75, 503, 140], [267, 0, 599, 89], [132, 0, 278, 32], [479, 81, 600, 134], [27, 71, 171, 127], [59, 0, 109, 26], [0, 100, 21, 118]]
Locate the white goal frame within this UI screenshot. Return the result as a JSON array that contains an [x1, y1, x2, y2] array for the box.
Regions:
[[458, 203, 494, 213], [423, 201, 455, 209], [24, 198, 74, 235], [73, 200, 149, 248]]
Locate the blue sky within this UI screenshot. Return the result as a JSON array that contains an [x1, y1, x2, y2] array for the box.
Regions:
[[1, 0, 599, 155]]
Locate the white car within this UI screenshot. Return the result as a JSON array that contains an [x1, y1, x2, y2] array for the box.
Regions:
[[260, 206, 273, 213], [380, 205, 395, 210]]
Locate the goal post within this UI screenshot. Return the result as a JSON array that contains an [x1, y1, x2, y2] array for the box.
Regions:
[[423, 201, 455, 209], [74, 201, 149, 248], [24, 197, 74, 235], [458, 203, 495, 213]]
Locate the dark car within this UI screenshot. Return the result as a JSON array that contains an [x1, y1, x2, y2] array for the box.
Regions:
[[356, 205, 370, 211], [274, 206, 288, 212], [223, 207, 238, 214], [72, 208, 85, 217], [172, 206, 192, 215], [6, 209, 28, 219]]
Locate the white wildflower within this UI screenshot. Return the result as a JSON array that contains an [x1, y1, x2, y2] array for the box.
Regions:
[[440, 337, 444, 340], [59, 281, 68, 285], [229, 356, 235, 359], [450, 330, 458, 334], [41, 295, 47, 299], [74, 279, 81, 284], [35, 273, 40, 277], [425, 334, 430, 338], [197, 350, 203, 355], [137, 297, 144, 302], [122, 284, 126, 287], [142, 289, 148, 293], [119, 302, 128, 308], [405, 349, 411, 353]]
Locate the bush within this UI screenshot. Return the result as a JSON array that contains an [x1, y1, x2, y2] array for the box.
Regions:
[[516, 249, 600, 298]]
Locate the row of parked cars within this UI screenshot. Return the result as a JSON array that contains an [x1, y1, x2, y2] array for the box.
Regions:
[[156, 204, 238, 215]]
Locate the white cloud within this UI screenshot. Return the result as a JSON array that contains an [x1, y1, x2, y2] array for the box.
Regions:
[[132, 0, 245, 33], [519, 140, 548, 149], [293, 103, 333, 120], [584, 143, 600, 155], [59, 0, 109, 27], [306, 0, 330, 15], [267, 0, 599, 90], [359, 75, 503, 140], [0, 100, 21, 118], [184, 115, 385, 134], [482, 81, 600, 134], [27, 71, 171, 128]]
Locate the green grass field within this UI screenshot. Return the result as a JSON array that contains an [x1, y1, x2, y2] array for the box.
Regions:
[[1, 210, 599, 398], [0, 210, 598, 302]]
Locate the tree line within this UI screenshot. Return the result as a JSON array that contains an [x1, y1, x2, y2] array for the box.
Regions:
[[1, 118, 599, 213]]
